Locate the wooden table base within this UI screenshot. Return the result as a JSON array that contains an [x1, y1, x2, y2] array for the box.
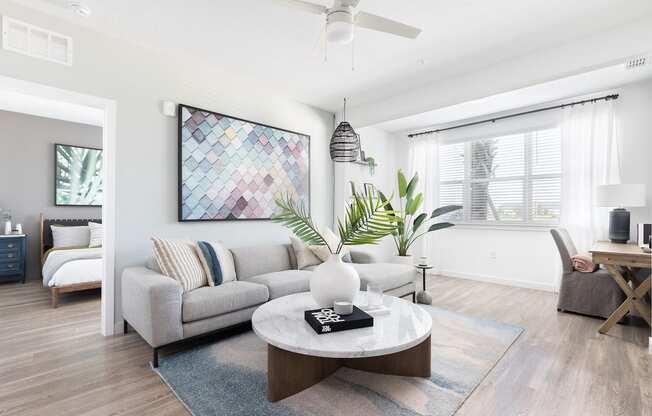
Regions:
[[598, 265, 651, 334], [266, 335, 431, 402]]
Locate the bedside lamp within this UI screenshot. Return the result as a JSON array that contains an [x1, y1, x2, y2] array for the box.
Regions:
[[595, 184, 646, 243]]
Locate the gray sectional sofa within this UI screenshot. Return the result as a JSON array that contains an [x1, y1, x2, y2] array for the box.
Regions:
[[121, 244, 417, 367]]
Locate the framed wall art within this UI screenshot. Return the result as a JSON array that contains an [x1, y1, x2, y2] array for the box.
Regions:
[[54, 143, 103, 206], [178, 104, 310, 221]]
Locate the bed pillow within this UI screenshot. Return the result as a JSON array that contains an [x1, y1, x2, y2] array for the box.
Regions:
[[195, 241, 236, 286], [51, 225, 90, 248], [88, 222, 103, 248], [309, 228, 351, 262], [290, 237, 322, 270], [151, 237, 207, 292]]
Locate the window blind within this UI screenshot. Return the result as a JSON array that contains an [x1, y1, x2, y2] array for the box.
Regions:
[[438, 127, 561, 225]]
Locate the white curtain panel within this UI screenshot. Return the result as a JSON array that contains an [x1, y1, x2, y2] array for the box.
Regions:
[[408, 133, 440, 257], [560, 100, 621, 252]]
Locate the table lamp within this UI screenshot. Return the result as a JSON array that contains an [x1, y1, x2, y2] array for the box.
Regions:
[[595, 184, 646, 243]]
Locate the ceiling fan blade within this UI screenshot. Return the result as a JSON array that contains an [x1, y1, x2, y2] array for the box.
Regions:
[[355, 12, 421, 39], [271, 0, 328, 15]]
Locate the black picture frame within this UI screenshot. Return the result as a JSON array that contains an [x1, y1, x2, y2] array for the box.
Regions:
[[177, 103, 311, 222], [54, 143, 103, 207]]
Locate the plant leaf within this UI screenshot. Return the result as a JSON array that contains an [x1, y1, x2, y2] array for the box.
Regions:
[[427, 222, 455, 232], [405, 193, 423, 215], [397, 170, 408, 197], [431, 205, 463, 219], [405, 173, 418, 200], [272, 194, 329, 247], [412, 213, 427, 231]]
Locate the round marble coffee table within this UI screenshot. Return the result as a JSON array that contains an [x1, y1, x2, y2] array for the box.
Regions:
[[252, 292, 432, 402]]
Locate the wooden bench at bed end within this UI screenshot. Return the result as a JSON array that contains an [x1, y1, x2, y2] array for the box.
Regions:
[[51, 281, 102, 308]]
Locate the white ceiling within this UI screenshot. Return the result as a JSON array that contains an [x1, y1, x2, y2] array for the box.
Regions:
[[15, 0, 652, 113], [376, 63, 652, 133]]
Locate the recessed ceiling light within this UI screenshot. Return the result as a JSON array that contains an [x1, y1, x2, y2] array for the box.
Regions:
[[68, 1, 92, 17]]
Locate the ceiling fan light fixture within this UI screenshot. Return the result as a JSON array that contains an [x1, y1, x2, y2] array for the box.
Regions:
[[326, 9, 354, 44]]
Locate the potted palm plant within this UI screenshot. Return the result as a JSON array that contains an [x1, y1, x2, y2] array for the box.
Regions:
[[273, 190, 397, 307], [379, 170, 462, 265]]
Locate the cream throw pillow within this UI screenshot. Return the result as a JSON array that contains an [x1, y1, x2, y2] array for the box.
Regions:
[[88, 222, 103, 248], [309, 228, 350, 262], [152, 237, 207, 292], [290, 237, 322, 270]]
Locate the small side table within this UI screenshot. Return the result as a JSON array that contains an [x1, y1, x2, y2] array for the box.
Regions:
[[0, 234, 27, 284], [415, 265, 433, 305]]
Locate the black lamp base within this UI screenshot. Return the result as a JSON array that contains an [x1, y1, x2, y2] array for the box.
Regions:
[[609, 208, 630, 243]]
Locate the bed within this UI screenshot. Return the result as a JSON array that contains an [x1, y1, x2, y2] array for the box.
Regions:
[[40, 214, 102, 308]]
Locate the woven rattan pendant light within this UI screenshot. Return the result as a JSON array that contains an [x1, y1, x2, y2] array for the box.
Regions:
[[329, 98, 360, 162]]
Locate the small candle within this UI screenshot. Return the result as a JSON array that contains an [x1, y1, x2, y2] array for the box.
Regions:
[[333, 301, 353, 315]]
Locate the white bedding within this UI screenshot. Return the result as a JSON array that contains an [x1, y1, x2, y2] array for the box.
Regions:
[[49, 258, 102, 287], [42, 247, 103, 287]]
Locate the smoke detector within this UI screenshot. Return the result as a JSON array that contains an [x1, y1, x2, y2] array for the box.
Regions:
[[624, 55, 649, 70], [68, 1, 91, 17]]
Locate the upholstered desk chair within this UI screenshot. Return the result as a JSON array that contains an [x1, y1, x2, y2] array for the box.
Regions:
[[550, 228, 626, 319]]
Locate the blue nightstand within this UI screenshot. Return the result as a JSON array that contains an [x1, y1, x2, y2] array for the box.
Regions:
[[0, 235, 26, 283]]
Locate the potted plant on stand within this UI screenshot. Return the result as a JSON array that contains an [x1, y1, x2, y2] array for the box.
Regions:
[[379, 170, 462, 265], [272, 190, 397, 307]]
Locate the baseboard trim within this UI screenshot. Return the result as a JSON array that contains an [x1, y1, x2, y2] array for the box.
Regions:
[[435, 269, 558, 293]]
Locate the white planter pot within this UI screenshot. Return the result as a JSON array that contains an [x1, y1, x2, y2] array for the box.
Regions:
[[310, 253, 360, 308], [392, 255, 414, 266]]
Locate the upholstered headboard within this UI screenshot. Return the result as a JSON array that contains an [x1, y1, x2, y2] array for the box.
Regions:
[[39, 214, 102, 263]]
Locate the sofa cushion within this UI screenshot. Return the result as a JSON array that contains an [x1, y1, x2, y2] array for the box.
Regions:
[[182, 281, 269, 323], [247, 270, 311, 299], [352, 263, 416, 291], [230, 244, 294, 280]]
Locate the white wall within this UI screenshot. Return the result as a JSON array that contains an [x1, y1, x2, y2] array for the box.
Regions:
[[333, 126, 400, 261], [387, 79, 652, 292], [0, 0, 334, 328], [617, 79, 652, 239]]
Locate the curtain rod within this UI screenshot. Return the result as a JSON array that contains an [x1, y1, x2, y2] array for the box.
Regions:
[[407, 93, 619, 138]]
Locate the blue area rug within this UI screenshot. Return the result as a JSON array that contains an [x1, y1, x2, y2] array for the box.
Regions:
[[154, 305, 523, 416]]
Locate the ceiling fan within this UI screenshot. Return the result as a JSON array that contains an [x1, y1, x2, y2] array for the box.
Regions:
[[272, 0, 422, 44]]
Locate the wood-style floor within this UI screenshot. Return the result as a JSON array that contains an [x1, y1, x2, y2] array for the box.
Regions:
[[0, 277, 649, 416]]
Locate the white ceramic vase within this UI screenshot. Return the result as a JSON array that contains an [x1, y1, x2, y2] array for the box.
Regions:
[[310, 253, 360, 308], [392, 254, 414, 265]]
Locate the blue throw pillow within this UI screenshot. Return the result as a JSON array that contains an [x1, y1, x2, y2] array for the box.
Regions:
[[197, 241, 223, 286]]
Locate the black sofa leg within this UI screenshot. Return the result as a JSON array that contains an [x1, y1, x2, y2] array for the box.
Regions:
[[412, 292, 416, 303], [123, 319, 128, 334], [153, 347, 159, 368]]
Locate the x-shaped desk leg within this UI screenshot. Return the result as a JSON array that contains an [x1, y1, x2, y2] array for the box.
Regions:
[[599, 265, 651, 334]]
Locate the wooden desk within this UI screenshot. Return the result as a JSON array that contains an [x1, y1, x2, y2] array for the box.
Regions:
[[590, 242, 651, 334]]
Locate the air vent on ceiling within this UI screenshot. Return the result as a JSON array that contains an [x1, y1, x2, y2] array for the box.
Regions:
[[624, 55, 649, 70], [1, 16, 73, 66]]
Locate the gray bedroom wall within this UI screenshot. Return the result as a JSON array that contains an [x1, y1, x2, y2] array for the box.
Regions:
[[0, 110, 102, 280], [0, 0, 334, 329]]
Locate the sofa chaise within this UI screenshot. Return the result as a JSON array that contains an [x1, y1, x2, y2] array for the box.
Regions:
[[121, 244, 417, 367]]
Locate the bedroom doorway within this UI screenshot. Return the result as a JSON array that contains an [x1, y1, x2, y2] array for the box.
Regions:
[[0, 75, 117, 336]]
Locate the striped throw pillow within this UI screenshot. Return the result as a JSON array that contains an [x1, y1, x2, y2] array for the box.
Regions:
[[151, 238, 207, 292]]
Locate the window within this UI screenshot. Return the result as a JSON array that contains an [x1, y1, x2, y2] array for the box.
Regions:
[[438, 127, 561, 225]]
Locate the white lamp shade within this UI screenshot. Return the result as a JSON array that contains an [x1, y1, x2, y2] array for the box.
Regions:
[[595, 184, 646, 207]]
